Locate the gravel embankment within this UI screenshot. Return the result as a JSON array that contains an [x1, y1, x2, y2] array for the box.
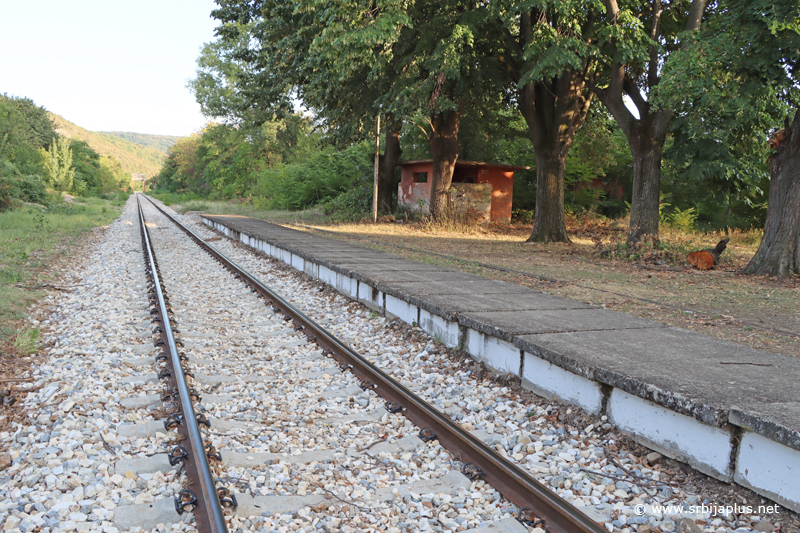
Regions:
[[0, 195, 792, 533]]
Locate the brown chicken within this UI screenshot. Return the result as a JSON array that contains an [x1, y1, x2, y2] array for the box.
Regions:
[[688, 238, 730, 270]]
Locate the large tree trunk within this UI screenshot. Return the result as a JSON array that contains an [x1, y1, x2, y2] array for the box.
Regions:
[[594, 83, 672, 245], [530, 145, 570, 242], [377, 120, 402, 213], [597, 0, 707, 245], [518, 72, 591, 243], [743, 110, 800, 278], [428, 109, 461, 219], [627, 125, 667, 245]]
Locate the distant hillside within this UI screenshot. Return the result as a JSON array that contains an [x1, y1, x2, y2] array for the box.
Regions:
[[99, 131, 182, 154], [50, 114, 166, 177]]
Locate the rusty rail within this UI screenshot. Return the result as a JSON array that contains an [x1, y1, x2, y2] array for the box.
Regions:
[[142, 195, 605, 533], [136, 195, 228, 533]]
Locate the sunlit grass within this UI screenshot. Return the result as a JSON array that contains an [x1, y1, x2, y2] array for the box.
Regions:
[[0, 200, 124, 334]]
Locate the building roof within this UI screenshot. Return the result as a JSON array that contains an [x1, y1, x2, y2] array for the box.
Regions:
[[398, 159, 530, 171]]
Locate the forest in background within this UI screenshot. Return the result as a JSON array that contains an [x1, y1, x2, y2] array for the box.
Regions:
[[100, 131, 182, 154], [156, 0, 798, 276], [52, 115, 170, 177], [1, 94, 127, 207], [0, 93, 165, 210]]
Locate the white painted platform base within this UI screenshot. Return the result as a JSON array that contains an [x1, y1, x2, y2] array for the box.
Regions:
[[521, 352, 604, 415], [200, 215, 800, 514], [385, 294, 418, 325], [466, 330, 520, 374], [735, 431, 800, 513], [608, 389, 733, 480], [419, 309, 459, 348]]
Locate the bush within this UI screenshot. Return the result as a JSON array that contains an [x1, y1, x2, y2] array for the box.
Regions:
[[0, 162, 48, 210], [251, 142, 373, 211], [323, 173, 373, 221], [665, 207, 698, 232]]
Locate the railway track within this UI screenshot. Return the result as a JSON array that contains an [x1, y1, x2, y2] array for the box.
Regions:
[[135, 193, 605, 533]]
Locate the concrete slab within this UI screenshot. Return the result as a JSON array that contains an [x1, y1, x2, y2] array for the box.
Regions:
[[224, 449, 337, 467], [608, 388, 734, 480], [735, 431, 800, 513], [234, 493, 327, 517], [522, 352, 605, 414], [374, 470, 471, 501], [351, 269, 482, 284], [465, 517, 531, 533], [201, 213, 800, 511], [382, 279, 540, 297], [114, 498, 181, 530], [115, 455, 173, 475], [117, 421, 166, 439], [462, 308, 663, 343], [414, 291, 593, 320], [121, 373, 158, 385], [120, 394, 161, 410], [516, 327, 800, 432], [729, 403, 800, 452]]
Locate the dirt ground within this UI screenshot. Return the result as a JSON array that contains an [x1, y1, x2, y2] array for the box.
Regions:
[[277, 220, 800, 359]]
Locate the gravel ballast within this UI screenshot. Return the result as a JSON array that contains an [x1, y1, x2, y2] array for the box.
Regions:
[[0, 195, 794, 533]]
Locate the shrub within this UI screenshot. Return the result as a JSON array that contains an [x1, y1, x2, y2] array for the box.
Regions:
[[0, 162, 47, 210], [665, 207, 698, 232], [251, 142, 373, 211]]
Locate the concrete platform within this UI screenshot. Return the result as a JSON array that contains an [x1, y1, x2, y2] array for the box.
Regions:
[[201, 213, 800, 513]]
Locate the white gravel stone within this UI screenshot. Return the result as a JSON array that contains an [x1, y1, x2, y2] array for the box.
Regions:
[[0, 196, 781, 533]]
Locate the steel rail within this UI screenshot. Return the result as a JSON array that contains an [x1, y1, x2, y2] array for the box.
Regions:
[[136, 195, 228, 533], [142, 195, 605, 533]]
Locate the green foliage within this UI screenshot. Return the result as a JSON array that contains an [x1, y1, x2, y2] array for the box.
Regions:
[[184, 0, 795, 232], [0, 198, 123, 327], [99, 132, 182, 154], [252, 142, 373, 211], [0, 94, 132, 212], [43, 136, 75, 191], [154, 117, 321, 201], [652, 0, 799, 232], [51, 114, 168, 177], [14, 328, 40, 355], [665, 207, 699, 232], [0, 94, 58, 152]]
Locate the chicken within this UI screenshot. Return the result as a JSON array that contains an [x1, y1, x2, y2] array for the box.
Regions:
[[687, 238, 730, 270]]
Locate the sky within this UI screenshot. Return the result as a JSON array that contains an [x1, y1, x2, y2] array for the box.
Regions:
[[0, 0, 219, 137]]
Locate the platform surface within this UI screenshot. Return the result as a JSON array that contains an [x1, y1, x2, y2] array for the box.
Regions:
[[203, 214, 800, 450]]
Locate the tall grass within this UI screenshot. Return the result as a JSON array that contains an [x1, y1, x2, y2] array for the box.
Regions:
[[0, 199, 124, 336]]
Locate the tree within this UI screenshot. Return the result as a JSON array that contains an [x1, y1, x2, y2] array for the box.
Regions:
[[491, 1, 600, 242], [654, 0, 799, 277], [204, 0, 406, 213], [44, 136, 74, 191], [593, 0, 709, 245], [747, 110, 800, 278], [731, 0, 799, 278], [2, 94, 58, 151], [306, 0, 503, 218]]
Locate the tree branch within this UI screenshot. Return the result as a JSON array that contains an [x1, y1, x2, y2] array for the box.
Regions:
[[648, 0, 662, 89], [685, 0, 708, 31]]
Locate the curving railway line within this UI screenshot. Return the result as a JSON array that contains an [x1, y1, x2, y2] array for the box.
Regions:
[[134, 193, 606, 533]]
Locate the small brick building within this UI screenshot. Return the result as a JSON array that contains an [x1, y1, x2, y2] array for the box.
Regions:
[[398, 160, 528, 223]]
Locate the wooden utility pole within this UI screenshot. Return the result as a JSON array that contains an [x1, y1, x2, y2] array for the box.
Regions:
[[372, 114, 381, 223]]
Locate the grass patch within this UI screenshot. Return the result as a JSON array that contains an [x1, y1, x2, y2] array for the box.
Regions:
[[0, 198, 125, 347], [13, 327, 40, 355]]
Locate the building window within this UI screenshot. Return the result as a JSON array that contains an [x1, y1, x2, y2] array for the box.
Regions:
[[413, 172, 428, 183]]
